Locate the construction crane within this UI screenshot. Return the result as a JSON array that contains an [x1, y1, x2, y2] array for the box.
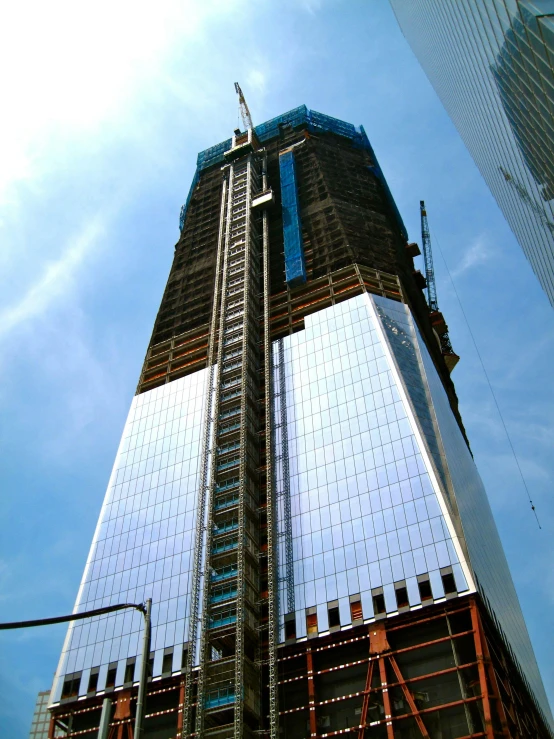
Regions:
[[420, 200, 457, 363], [420, 200, 438, 312], [234, 82, 254, 130]]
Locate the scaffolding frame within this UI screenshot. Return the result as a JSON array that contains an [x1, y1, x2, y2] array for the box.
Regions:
[[182, 177, 229, 737], [189, 146, 264, 739]]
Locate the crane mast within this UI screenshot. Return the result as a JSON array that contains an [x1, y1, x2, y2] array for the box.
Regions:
[[420, 200, 438, 312], [419, 200, 457, 365], [234, 82, 254, 130]]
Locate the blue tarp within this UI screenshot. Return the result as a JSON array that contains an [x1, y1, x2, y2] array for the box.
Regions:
[[279, 150, 306, 287]]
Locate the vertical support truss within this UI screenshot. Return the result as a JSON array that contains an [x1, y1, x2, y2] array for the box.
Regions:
[[262, 154, 279, 739], [357, 660, 374, 739], [185, 143, 264, 739], [470, 599, 511, 739], [182, 178, 229, 738], [306, 646, 318, 738], [276, 338, 295, 616]]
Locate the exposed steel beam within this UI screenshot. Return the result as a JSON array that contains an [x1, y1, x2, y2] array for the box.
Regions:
[[357, 659, 374, 739], [388, 654, 429, 737], [470, 599, 495, 739], [307, 646, 318, 738]]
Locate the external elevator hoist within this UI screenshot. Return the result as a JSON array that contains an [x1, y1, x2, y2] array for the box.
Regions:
[[183, 125, 278, 739]]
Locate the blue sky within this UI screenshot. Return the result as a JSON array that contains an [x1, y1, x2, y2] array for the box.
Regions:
[[1, 1, 553, 735]]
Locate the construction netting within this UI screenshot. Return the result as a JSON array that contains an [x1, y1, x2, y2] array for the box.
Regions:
[[279, 150, 307, 287]]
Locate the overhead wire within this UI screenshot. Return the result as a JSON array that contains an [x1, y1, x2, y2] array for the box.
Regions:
[[429, 226, 541, 529]]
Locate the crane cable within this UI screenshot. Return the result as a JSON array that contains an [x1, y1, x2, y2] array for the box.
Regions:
[[430, 226, 541, 529]]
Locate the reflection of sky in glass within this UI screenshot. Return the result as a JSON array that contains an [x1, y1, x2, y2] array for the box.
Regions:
[[390, 0, 554, 306], [273, 294, 468, 641], [52, 369, 207, 700], [411, 308, 552, 725], [374, 293, 551, 727]]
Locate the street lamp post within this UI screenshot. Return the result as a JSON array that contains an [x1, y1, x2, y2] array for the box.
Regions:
[[133, 598, 151, 739], [0, 599, 152, 738]]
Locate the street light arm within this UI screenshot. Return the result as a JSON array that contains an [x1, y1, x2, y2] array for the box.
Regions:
[[0, 602, 146, 630]]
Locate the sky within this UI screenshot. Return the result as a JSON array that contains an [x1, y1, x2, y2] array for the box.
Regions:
[[1, 0, 553, 735]]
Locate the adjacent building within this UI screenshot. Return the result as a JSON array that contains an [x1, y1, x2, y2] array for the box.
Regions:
[[390, 0, 554, 306], [48, 107, 552, 738]]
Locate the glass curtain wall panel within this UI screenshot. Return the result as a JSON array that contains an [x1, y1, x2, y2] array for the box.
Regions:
[[374, 294, 552, 724], [272, 292, 551, 726], [51, 369, 209, 701], [390, 0, 554, 306], [272, 294, 473, 638]]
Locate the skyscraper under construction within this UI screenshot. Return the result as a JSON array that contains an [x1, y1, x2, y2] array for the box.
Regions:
[[48, 106, 552, 739]]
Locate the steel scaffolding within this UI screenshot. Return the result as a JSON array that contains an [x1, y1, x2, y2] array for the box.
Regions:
[[187, 133, 265, 738]]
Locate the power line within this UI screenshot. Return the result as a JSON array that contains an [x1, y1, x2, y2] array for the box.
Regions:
[[429, 226, 541, 529]]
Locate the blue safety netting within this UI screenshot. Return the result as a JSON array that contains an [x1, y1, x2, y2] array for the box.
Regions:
[[179, 107, 408, 242], [194, 106, 364, 173], [280, 150, 306, 288]]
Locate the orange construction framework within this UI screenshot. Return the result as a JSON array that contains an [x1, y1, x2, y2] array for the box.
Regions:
[[47, 594, 551, 739], [274, 594, 551, 739]]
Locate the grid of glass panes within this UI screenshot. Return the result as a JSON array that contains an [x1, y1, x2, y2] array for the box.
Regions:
[[272, 294, 468, 641], [51, 369, 208, 701], [29, 691, 51, 739]]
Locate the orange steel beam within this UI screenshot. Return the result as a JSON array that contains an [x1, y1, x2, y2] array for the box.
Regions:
[[386, 603, 471, 631], [306, 645, 318, 737], [357, 659, 374, 739], [177, 680, 185, 734], [470, 599, 495, 739], [378, 656, 395, 739], [475, 606, 510, 736], [388, 654, 429, 738]]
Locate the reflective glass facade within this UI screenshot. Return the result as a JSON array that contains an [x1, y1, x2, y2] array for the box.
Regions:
[[29, 691, 50, 739], [51, 292, 551, 727], [273, 293, 551, 726], [51, 369, 208, 701], [390, 0, 554, 306], [273, 294, 471, 641]]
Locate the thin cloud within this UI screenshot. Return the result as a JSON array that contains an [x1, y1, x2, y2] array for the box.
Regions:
[[297, 0, 323, 13], [247, 69, 268, 97], [0, 0, 248, 202], [451, 232, 494, 278], [0, 217, 105, 342]]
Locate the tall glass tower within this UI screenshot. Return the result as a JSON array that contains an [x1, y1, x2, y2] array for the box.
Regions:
[[390, 0, 554, 307], [48, 107, 552, 739]]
